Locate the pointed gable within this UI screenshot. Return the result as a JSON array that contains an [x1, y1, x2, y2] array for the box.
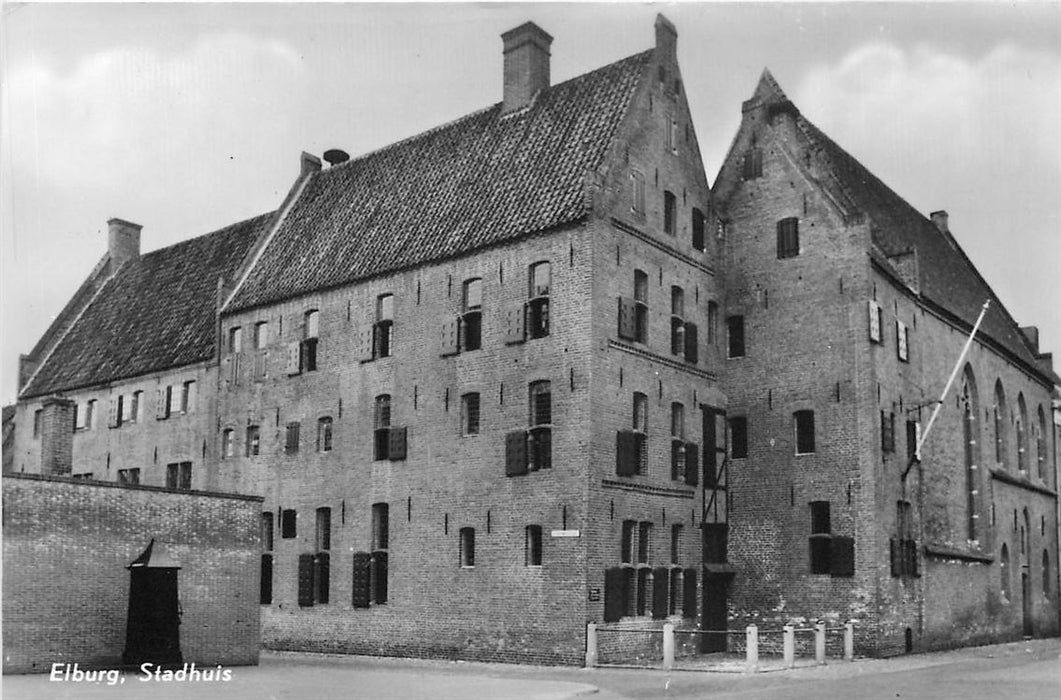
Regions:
[[226, 50, 653, 312]]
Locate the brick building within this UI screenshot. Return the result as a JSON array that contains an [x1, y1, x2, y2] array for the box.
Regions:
[[8, 15, 1059, 663]]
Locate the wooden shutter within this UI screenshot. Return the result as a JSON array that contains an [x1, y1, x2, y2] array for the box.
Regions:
[[260, 554, 273, 604], [505, 430, 528, 476], [896, 320, 909, 361], [372, 551, 389, 604], [504, 304, 526, 345], [351, 551, 372, 608], [285, 342, 301, 375], [603, 567, 626, 622], [107, 397, 119, 428], [359, 326, 375, 362], [652, 567, 670, 619], [831, 536, 855, 577], [155, 388, 168, 419], [616, 430, 639, 476], [388, 426, 407, 461], [440, 318, 459, 356], [682, 568, 698, 619], [684, 322, 698, 363], [617, 297, 638, 340], [297, 553, 315, 607], [868, 301, 881, 342], [903, 539, 919, 577], [231, 352, 242, 383], [316, 552, 330, 604], [684, 442, 699, 485]]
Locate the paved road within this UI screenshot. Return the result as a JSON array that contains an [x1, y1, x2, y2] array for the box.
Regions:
[[3, 638, 1058, 700]]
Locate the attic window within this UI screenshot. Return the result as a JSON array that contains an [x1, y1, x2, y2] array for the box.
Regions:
[[229, 327, 243, 353], [742, 148, 763, 180], [776, 218, 799, 259]]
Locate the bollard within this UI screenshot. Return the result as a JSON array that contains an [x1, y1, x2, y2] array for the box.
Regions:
[[844, 621, 854, 661], [782, 625, 795, 668], [662, 622, 675, 670], [815, 620, 826, 665], [585, 622, 598, 668], [745, 625, 759, 674]]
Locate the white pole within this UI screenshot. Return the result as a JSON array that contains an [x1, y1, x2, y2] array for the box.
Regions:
[[662, 623, 675, 670], [783, 625, 795, 668], [585, 622, 598, 668], [746, 625, 759, 674]]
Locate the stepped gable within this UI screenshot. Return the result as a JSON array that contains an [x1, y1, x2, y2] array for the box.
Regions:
[[21, 213, 273, 398], [227, 50, 654, 312]]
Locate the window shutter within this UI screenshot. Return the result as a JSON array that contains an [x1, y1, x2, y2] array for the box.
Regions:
[[155, 388, 167, 419], [260, 554, 274, 604], [504, 304, 526, 345], [440, 318, 460, 356], [896, 320, 909, 361], [231, 352, 242, 384], [652, 567, 670, 619], [297, 553, 315, 607], [617, 297, 638, 341], [359, 326, 375, 362], [351, 551, 372, 608], [388, 426, 407, 461], [903, 539, 919, 577], [671, 441, 684, 480], [684, 442, 699, 485], [830, 536, 855, 577], [684, 322, 698, 363], [868, 301, 882, 343], [372, 551, 389, 604], [703, 523, 727, 563], [604, 567, 626, 622], [682, 568, 698, 619], [505, 430, 528, 476], [316, 552, 330, 604], [616, 430, 639, 476], [285, 342, 301, 375], [107, 397, 119, 428]]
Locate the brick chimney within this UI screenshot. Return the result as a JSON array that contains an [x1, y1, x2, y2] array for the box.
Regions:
[[107, 218, 142, 271], [39, 396, 74, 476], [930, 211, 949, 235], [501, 22, 552, 113]]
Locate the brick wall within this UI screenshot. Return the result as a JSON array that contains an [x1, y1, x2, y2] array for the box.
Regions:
[[2, 474, 261, 674]]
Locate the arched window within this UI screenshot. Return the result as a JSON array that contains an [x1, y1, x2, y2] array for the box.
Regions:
[[1037, 406, 1048, 481], [1017, 394, 1029, 473], [962, 366, 980, 540], [993, 380, 1007, 467], [1000, 543, 1011, 600]]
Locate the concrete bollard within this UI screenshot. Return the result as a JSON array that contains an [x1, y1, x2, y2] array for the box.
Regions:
[[782, 625, 795, 668], [662, 622, 675, 670], [815, 620, 826, 665], [844, 621, 854, 661], [585, 622, 598, 668], [745, 625, 759, 674]]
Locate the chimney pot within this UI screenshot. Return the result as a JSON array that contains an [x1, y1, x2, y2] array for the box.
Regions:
[[501, 22, 552, 113], [107, 218, 142, 271], [930, 210, 949, 234]]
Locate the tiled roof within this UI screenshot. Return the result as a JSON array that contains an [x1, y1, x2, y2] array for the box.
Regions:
[[228, 50, 653, 312], [21, 213, 273, 398], [754, 72, 1044, 376]]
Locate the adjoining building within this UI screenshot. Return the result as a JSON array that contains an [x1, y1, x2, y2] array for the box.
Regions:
[[8, 15, 1058, 664]]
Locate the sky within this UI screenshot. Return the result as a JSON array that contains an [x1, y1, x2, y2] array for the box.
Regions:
[[2, 2, 1059, 405]]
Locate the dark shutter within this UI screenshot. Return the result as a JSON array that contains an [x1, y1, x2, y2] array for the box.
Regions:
[[704, 411, 718, 487], [505, 430, 528, 476], [682, 568, 698, 619], [616, 430, 639, 476], [890, 538, 901, 577], [317, 552, 330, 604], [903, 539, 920, 577], [504, 304, 526, 345], [684, 443, 699, 485], [604, 567, 626, 622], [671, 441, 684, 480], [692, 209, 705, 251], [351, 551, 372, 608], [831, 536, 855, 577], [260, 554, 273, 604], [703, 523, 727, 563], [652, 567, 670, 619], [440, 318, 459, 356], [684, 322, 698, 363], [388, 426, 407, 461], [618, 297, 638, 340], [372, 551, 389, 604], [297, 553, 315, 607]]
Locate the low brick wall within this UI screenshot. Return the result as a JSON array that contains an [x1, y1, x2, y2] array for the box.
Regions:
[[2, 473, 262, 674]]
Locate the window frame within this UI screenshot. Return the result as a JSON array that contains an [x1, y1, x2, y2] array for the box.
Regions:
[[317, 416, 333, 453], [776, 217, 800, 259]]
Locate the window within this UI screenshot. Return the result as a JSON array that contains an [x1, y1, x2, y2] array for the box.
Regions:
[[156, 387, 172, 420], [633, 392, 648, 473], [527, 262, 551, 340], [167, 385, 181, 417], [621, 520, 637, 564], [634, 269, 648, 343], [461, 279, 482, 352], [374, 295, 394, 358], [374, 394, 391, 460], [630, 170, 646, 217], [131, 391, 142, 423], [528, 381, 552, 470], [1038, 406, 1048, 480], [663, 191, 676, 235], [670, 286, 685, 356], [461, 393, 480, 435], [776, 218, 799, 259], [742, 147, 763, 180], [371, 504, 389, 604], [246, 425, 260, 456], [165, 462, 192, 490], [707, 302, 718, 346], [809, 501, 831, 574], [692, 208, 705, 251], [670, 524, 682, 565], [730, 417, 748, 459], [868, 301, 883, 343], [254, 321, 269, 349], [881, 411, 895, 453], [285, 422, 300, 454], [1017, 394, 1029, 473], [896, 321, 909, 362], [666, 116, 679, 155], [119, 394, 132, 425], [281, 509, 297, 538], [228, 326, 243, 353], [525, 525, 543, 566], [33, 409, 42, 438], [1000, 543, 1010, 600], [994, 381, 1007, 466], [221, 429, 235, 459], [302, 310, 319, 372], [795, 410, 816, 455], [638, 522, 652, 564], [460, 527, 475, 568], [117, 468, 140, 485], [261, 513, 274, 604], [891, 500, 919, 577], [74, 403, 87, 431], [317, 417, 333, 452], [86, 399, 96, 429], [727, 316, 745, 358], [313, 507, 331, 605], [670, 403, 686, 481], [181, 381, 196, 414]]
